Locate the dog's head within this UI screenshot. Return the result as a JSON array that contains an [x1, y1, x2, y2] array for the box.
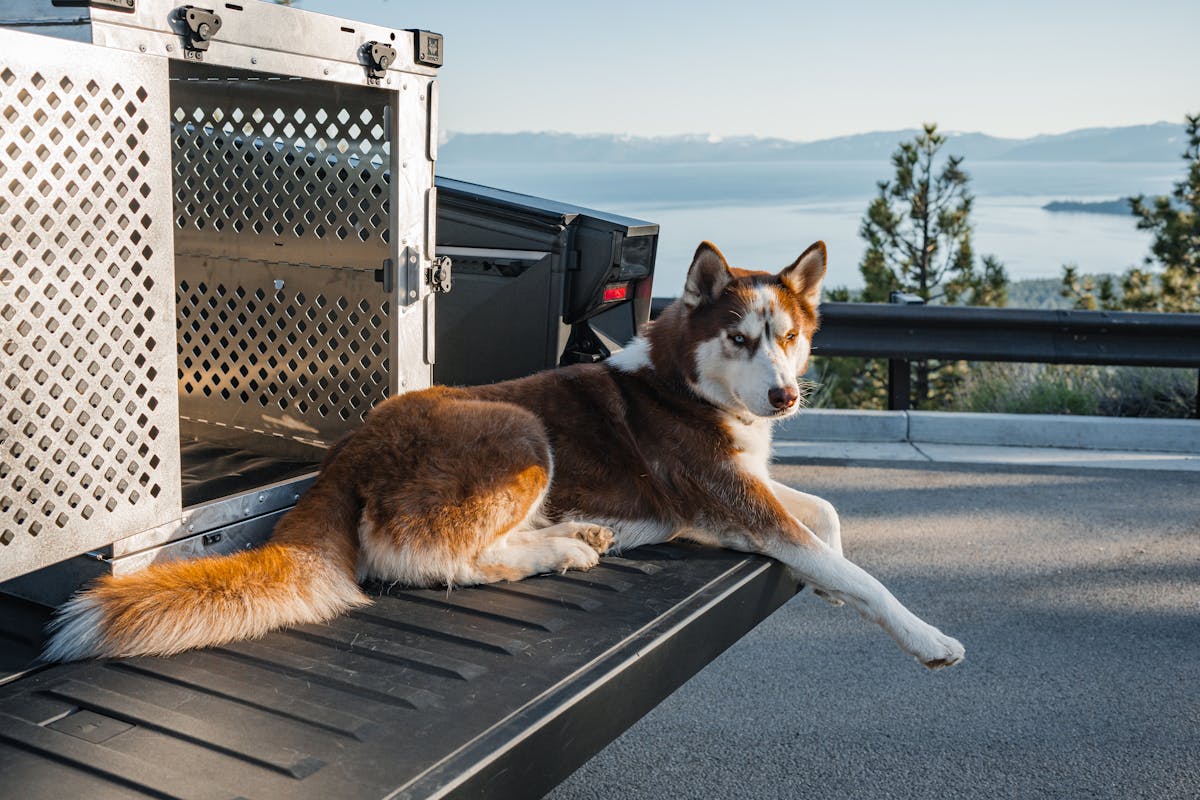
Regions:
[[676, 240, 826, 421]]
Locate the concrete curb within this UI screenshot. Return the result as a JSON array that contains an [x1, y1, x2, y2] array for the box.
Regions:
[[777, 409, 1200, 454]]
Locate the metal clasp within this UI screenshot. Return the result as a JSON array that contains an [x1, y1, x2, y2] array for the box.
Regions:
[[427, 256, 452, 294], [364, 42, 397, 80], [178, 6, 222, 53]]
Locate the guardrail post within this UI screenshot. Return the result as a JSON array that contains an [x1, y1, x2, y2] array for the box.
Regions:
[[887, 358, 911, 411], [886, 291, 923, 411]]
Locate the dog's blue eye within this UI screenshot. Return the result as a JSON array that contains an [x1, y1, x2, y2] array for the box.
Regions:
[[729, 333, 746, 345]]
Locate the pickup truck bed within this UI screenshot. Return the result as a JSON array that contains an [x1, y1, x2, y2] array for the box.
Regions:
[[0, 546, 796, 799]]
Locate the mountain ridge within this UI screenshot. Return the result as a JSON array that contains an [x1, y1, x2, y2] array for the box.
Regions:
[[440, 122, 1185, 164]]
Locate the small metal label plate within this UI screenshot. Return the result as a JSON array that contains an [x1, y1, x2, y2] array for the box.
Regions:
[[414, 30, 443, 67]]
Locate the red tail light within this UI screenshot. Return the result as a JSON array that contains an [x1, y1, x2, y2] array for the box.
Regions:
[[602, 283, 629, 302]]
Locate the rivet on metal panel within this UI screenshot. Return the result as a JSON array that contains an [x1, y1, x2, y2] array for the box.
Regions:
[[251, 57, 258, 65], [257, 494, 265, 503], [166, 44, 174, 51]]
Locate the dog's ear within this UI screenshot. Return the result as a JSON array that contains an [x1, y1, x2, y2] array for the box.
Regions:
[[779, 241, 826, 306], [683, 241, 734, 308]]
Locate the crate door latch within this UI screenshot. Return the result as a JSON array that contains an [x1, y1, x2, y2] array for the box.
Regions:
[[363, 42, 397, 80], [427, 256, 452, 294], [178, 6, 222, 52]]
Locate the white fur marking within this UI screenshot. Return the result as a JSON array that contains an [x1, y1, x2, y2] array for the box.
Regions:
[[689, 291, 806, 420], [729, 419, 773, 480], [41, 595, 106, 662], [475, 525, 600, 579], [762, 536, 964, 667], [607, 336, 652, 373], [770, 479, 842, 555]]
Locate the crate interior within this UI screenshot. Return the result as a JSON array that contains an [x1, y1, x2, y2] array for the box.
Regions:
[[168, 62, 393, 506]]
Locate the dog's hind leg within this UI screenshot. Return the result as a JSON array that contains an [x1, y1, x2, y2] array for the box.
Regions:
[[507, 521, 615, 553], [355, 395, 608, 588], [471, 522, 612, 583]]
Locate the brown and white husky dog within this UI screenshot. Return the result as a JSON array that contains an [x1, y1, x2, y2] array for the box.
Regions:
[[45, 241, 964, 669]]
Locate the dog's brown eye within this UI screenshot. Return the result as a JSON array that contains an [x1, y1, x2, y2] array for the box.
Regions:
[[785, 330, 798, 342]]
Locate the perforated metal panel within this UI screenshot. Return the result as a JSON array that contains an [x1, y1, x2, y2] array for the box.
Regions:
[[0, 29, 181, 581], [170, 66, 391, 270], [175, 257, 390, 447], [168, 66, 395, 453]]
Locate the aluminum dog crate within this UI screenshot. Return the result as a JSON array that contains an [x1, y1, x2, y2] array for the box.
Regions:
[[1, 0, 443, 599]]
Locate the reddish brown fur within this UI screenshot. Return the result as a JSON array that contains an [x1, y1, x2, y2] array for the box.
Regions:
[[350, 391, 551, 559], [46, 241, 835, 661]]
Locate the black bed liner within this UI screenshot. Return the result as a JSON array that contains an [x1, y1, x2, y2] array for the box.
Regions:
[[0, 545, 797, 799]]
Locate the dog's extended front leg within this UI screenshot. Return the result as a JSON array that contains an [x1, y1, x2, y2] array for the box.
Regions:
[[769, 480, 842, 555], [767, 480, 844, 605], [764, 531, 964, 668], [705, 484, 964, 669]]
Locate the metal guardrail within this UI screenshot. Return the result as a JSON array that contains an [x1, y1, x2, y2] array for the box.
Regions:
[[649, 299, 1200, 417]]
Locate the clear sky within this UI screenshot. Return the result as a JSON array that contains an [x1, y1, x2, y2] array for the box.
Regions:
[[300, 0, 1198, 141]]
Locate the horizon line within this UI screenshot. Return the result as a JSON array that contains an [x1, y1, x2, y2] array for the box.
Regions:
[[442, 119, 1183, 145]]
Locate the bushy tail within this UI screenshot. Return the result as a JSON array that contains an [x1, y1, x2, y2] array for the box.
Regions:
[[42, 464, 369, 662]]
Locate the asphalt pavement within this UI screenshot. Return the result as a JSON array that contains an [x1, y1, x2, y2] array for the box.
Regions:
[[548, 460, 1200, 800]]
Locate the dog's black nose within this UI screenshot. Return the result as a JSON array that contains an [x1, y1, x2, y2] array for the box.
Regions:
[[768, 386, 798, 410]]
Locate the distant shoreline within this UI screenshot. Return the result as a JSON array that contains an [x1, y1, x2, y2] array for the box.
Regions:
[[1042, 198, 1132, 215]]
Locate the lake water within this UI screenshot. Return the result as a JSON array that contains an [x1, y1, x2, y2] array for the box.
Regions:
[[438, 160, 1179, 296]]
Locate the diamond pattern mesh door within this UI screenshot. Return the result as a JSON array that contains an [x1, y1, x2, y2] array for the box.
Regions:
[[168, 67, 393, 452], [169, 70, 391, 270], [174, 259, 390, 447], [0, 30, 181, 581]]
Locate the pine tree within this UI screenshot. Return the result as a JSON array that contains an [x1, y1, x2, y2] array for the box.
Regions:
[[845, 123, 1008, 407], [1060, 266, 1120, 310], [1061, 113, 1200, 312], [859, 123, 1008, 306]]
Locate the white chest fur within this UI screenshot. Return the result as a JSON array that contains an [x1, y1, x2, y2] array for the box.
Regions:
[[728, 418, 773, 480]]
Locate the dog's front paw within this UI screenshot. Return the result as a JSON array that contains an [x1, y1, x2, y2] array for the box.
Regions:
[[570, 523, 614, 555], [915, 629, 965, 670], [558, 537, 601, 572]]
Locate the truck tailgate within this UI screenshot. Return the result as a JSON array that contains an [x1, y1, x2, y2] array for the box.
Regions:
[[0, 545, 796, 799]]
